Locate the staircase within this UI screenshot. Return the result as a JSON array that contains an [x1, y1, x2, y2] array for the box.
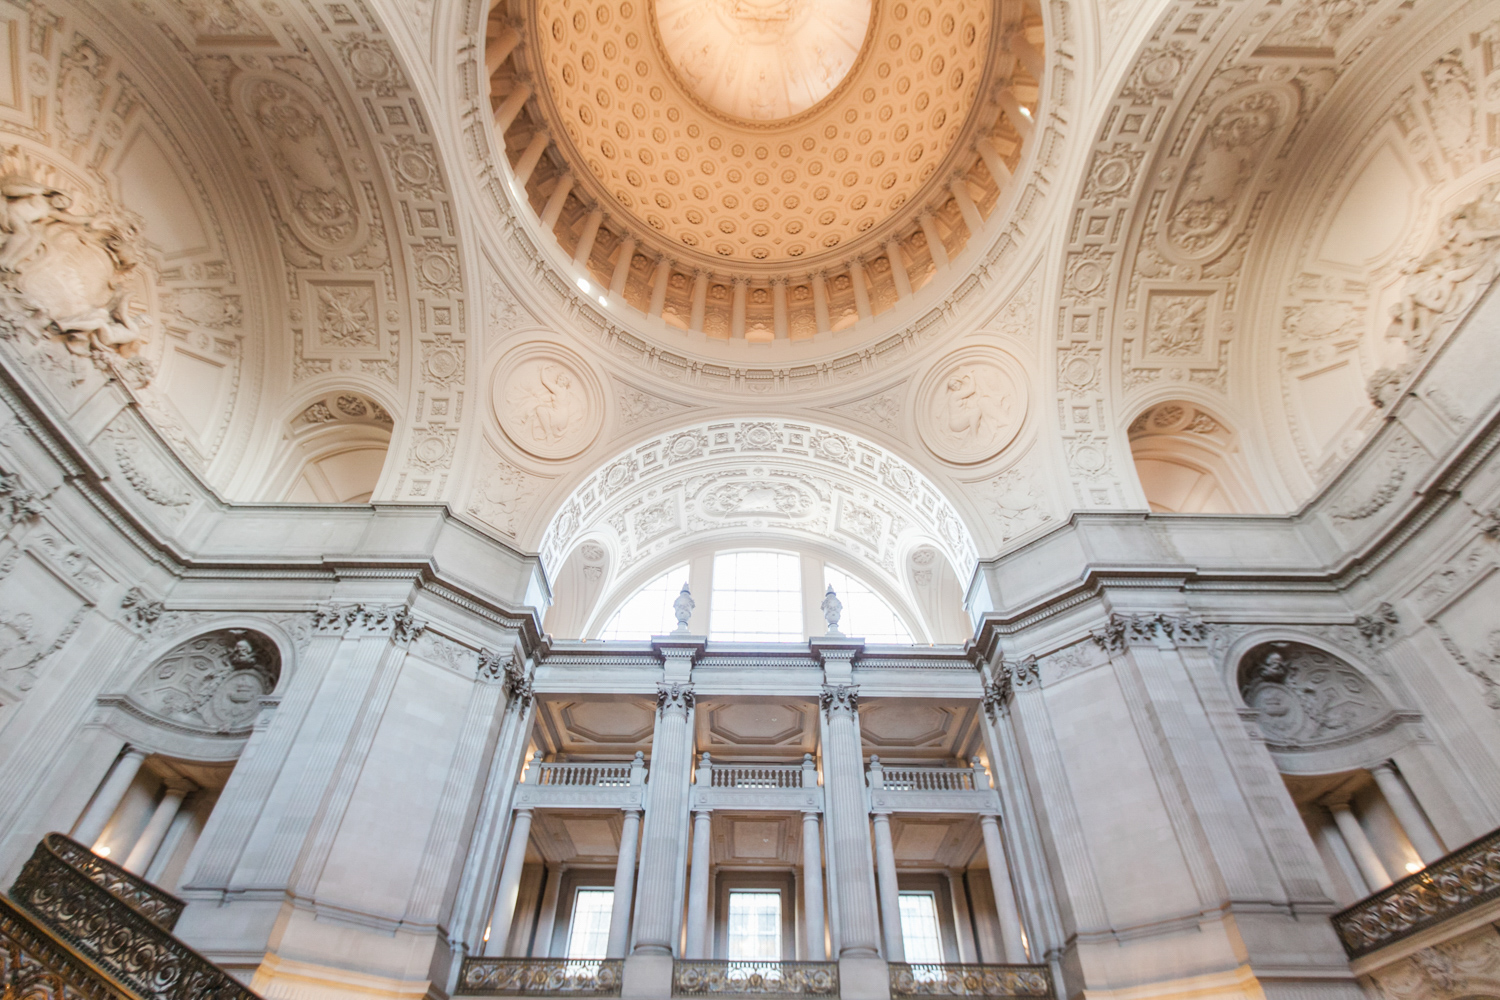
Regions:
[[1, 832, 257, 1000]]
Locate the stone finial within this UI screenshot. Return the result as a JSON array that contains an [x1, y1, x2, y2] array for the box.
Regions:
[[821, 585, 843, 636], [673, 583, 695, 633]]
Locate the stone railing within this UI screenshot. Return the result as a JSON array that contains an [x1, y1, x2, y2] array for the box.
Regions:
[[530, 762, 638, 788], [11, 832, 259, 1000], [673, 960, 838, 997], [889, 963, 1054, 999], [1332, 825, 1500, 958], [457, 957, 625, 996], [870, 759, 987, 793], [709, 764, 806, 789]]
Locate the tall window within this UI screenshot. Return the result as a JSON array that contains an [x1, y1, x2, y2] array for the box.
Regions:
[[898, 892, 945, 964], [710, 551, 803, 641], [599, 563, 689, 639], [565, 888, 615, 959], [726, 890, 782, 960], [823, 566, 915, 643]]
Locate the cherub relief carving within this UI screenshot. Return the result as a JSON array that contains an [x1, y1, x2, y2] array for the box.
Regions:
[[0, 148, 153, 366]]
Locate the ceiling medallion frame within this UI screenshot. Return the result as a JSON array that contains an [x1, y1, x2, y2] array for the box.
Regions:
[[646, 0, 881, 131]]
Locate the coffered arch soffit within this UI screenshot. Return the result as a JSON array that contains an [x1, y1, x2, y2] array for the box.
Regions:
[[534, 417, 982, 603], [0, 0, 481, 508], [1056, 0, 1500, 515]]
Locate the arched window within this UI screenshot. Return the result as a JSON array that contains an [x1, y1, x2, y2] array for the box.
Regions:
[[598, 563, 689, 639], [710, 551, 803, 642], [824, 566, 914, 643]]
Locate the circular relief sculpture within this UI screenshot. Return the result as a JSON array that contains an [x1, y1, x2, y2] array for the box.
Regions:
[[493, 344, 603, 460], [916, 348, 1027, 464]]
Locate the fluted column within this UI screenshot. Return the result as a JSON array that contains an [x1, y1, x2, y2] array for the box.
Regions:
[[74, 746, 148, 849], [632, 684, 695, 955], [979, 814, 1027, 962], [485, 807, 534, 956], [685, 806, 713, 957], [608, 808, 642, 957], [820, 685, 880, 958], [1371, 762, 1445, 864], [1327, 800, 1389, 893], [871, 811, 904, 962], [124, 781, 191, 874], [801, 752, 827, 960]]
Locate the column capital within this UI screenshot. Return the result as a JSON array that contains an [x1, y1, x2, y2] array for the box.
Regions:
[[656, 681, 695, 715], [819, 683, 859, 718], [1089, 612, 1210, 652]]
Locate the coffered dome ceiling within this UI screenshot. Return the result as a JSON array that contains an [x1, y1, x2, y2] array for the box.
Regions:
[[487, 0, 1042, 343]]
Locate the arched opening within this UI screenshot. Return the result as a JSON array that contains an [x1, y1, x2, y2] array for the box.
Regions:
[[1234, 640, 1448, 907], [1127, 401, 1260, 513], [264, 391, 394, 502], [70, 628, 283, 890]]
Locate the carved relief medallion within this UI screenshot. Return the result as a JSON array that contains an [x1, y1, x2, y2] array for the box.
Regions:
[[493, 344, 603, 460], [915, 349, 1027, 464]]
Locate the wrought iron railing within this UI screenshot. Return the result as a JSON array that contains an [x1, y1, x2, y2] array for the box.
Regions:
[[457, 957, 625, 996], [0, 890, 133, 999], [673, 960, 838, 997], [530, 763, 634, 787], [1331, 825, 1500, 957], [876, 768, 983, 792], [11, 833, 259, 1000], [46, 831, 186, 931], [889, 963, 1053, 999], [709, 765, 806, 789]]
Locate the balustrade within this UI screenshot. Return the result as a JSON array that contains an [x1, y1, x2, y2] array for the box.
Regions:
[[1331, 824, 1500, 957], [868, 757, 990, 794], [458, 957, 625, 996], [889, 963, 1053, 999], [530, 761, 637, 787], [673, 960, 839, 997], [709, 763, 805, 789]]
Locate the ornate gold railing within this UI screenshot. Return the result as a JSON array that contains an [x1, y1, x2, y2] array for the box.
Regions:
[[673, 961, 838, 997], [10, 833, 258, 999], [457, 957, 625, 996], [1332, 825, 1500, 958], [889, 963, 1053, 999]]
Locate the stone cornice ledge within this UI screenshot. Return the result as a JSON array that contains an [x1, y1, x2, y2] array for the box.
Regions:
[[0, 356, 549, 653]]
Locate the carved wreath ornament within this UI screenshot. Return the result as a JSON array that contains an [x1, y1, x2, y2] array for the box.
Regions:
[[127, 630, 280, 733], [0, 148, 156, 379]]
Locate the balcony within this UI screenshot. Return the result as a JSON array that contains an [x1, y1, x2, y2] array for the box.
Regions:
[[673, 960, 838, 997], [867, 758, 1002, 814], [513, 756, 646, 811], [1331, 825, 1500, 958], [457, 957, 625, 997], [889, 963, 1054, 999], [691, 755, 823, 813]]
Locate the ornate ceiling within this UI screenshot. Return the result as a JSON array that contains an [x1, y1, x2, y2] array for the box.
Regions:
[[1, 0, 1497, 637]]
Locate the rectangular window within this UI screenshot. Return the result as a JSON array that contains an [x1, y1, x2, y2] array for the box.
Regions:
[[898, 892, 945, 965], [726, 890, 782, 960], [709, 551, 804, 642], [565, 888, 615, 960]]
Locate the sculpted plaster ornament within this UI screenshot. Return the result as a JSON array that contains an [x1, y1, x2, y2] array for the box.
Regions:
[[493, 345, 603, 461], [1237, 642, 1391, 749], [128, 629, 280, 733], [917, 350, 1027, 464], [0, 149, 154, 368], [821, 586, 843, 636], [673, 584, 695, 633], [1370, 183, 1500, 406]]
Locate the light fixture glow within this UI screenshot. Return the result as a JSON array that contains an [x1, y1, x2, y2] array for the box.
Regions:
[[1405, 861, 1422, 874], [96, 846, 110, 857], [1019, 106, 1033, 120], [576, 277, 592, 293]]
